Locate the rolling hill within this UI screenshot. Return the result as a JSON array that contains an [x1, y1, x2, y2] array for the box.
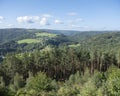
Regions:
[[0, 28, 120, 54], [0, 28, 72, 55]]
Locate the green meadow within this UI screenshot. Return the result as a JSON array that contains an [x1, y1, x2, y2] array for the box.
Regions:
[[17, 39, 40, 44], [36, 32, 57, 37]]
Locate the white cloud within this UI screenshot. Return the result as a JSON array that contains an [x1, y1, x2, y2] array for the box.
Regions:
[[7, 24, 14, 27], [17, 15, 51, 26], [0, 16, 4, 20], [68, 12, 77, 16], [33, 16, 40, 21], [0, 16, 4, 23], [42, 14, 53, 18], [54, 20, 63, 24], [40, 17, 50, 26], [17, 16, 40, 23]]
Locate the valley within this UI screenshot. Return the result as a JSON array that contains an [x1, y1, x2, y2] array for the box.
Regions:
[[0, 28, 120, 95]]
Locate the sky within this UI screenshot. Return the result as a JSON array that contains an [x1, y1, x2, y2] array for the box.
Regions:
[[0, 0, 120, 30]]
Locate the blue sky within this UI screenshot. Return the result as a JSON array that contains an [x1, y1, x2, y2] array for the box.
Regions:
[[0, 0, 120, 30]]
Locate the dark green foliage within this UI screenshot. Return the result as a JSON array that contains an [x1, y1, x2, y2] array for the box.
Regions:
[[9, 73, 25, 93], [0, 28, 36, 44], [81, 32, 120, 51], [70, 31, 106, 42], [0, 28, 73, 57]]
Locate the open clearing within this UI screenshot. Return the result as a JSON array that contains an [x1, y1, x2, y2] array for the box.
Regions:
[[17, 39, 40, 44], [36, 33, 57, 38]]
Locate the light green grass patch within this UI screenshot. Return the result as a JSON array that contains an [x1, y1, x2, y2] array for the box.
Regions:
[[36, 32, 57, 38], [17, 39, 40, 44], [68, 44, 80, 47]]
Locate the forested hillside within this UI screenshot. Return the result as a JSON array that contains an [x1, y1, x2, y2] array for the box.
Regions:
[[0, 29, 120, 96], [0, 29, 72, 56], [79, 32, 120, 52]]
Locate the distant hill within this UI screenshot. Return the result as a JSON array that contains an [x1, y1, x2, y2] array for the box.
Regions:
[[41, 29, 82, 36], [69, 31, 101, 42], [0, 28, 64, 44], [78, 31, 120, 51], [0, 28, 36, 44], [0, 28, 120, 54], [69, 31, 119, 42], [0, 28, 72, 54], [0, 28, 80, 44]]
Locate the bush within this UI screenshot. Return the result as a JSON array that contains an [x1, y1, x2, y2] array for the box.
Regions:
[[57, 86, 79, 96], [106, 66, 120, 95], [26, 72, 57, 92], [80, 79, 97, 96]]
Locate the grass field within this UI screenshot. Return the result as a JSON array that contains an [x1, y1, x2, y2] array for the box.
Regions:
[[36, 32, 57, 37], [17, 39, 40, 44]]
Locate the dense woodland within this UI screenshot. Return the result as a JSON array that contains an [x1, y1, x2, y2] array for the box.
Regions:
[[0, 29, 120, 96]]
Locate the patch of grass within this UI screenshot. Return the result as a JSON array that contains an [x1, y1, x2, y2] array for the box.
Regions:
[[17, 39, 40, 44], [36, 33, 57, 38], [68, 44, 80, 47]]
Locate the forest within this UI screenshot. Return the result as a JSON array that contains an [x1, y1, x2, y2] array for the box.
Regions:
[[0, 29, 120, 96]]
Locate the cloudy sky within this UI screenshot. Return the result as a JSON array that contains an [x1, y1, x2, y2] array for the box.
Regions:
[[0, 0, 120, 30]]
